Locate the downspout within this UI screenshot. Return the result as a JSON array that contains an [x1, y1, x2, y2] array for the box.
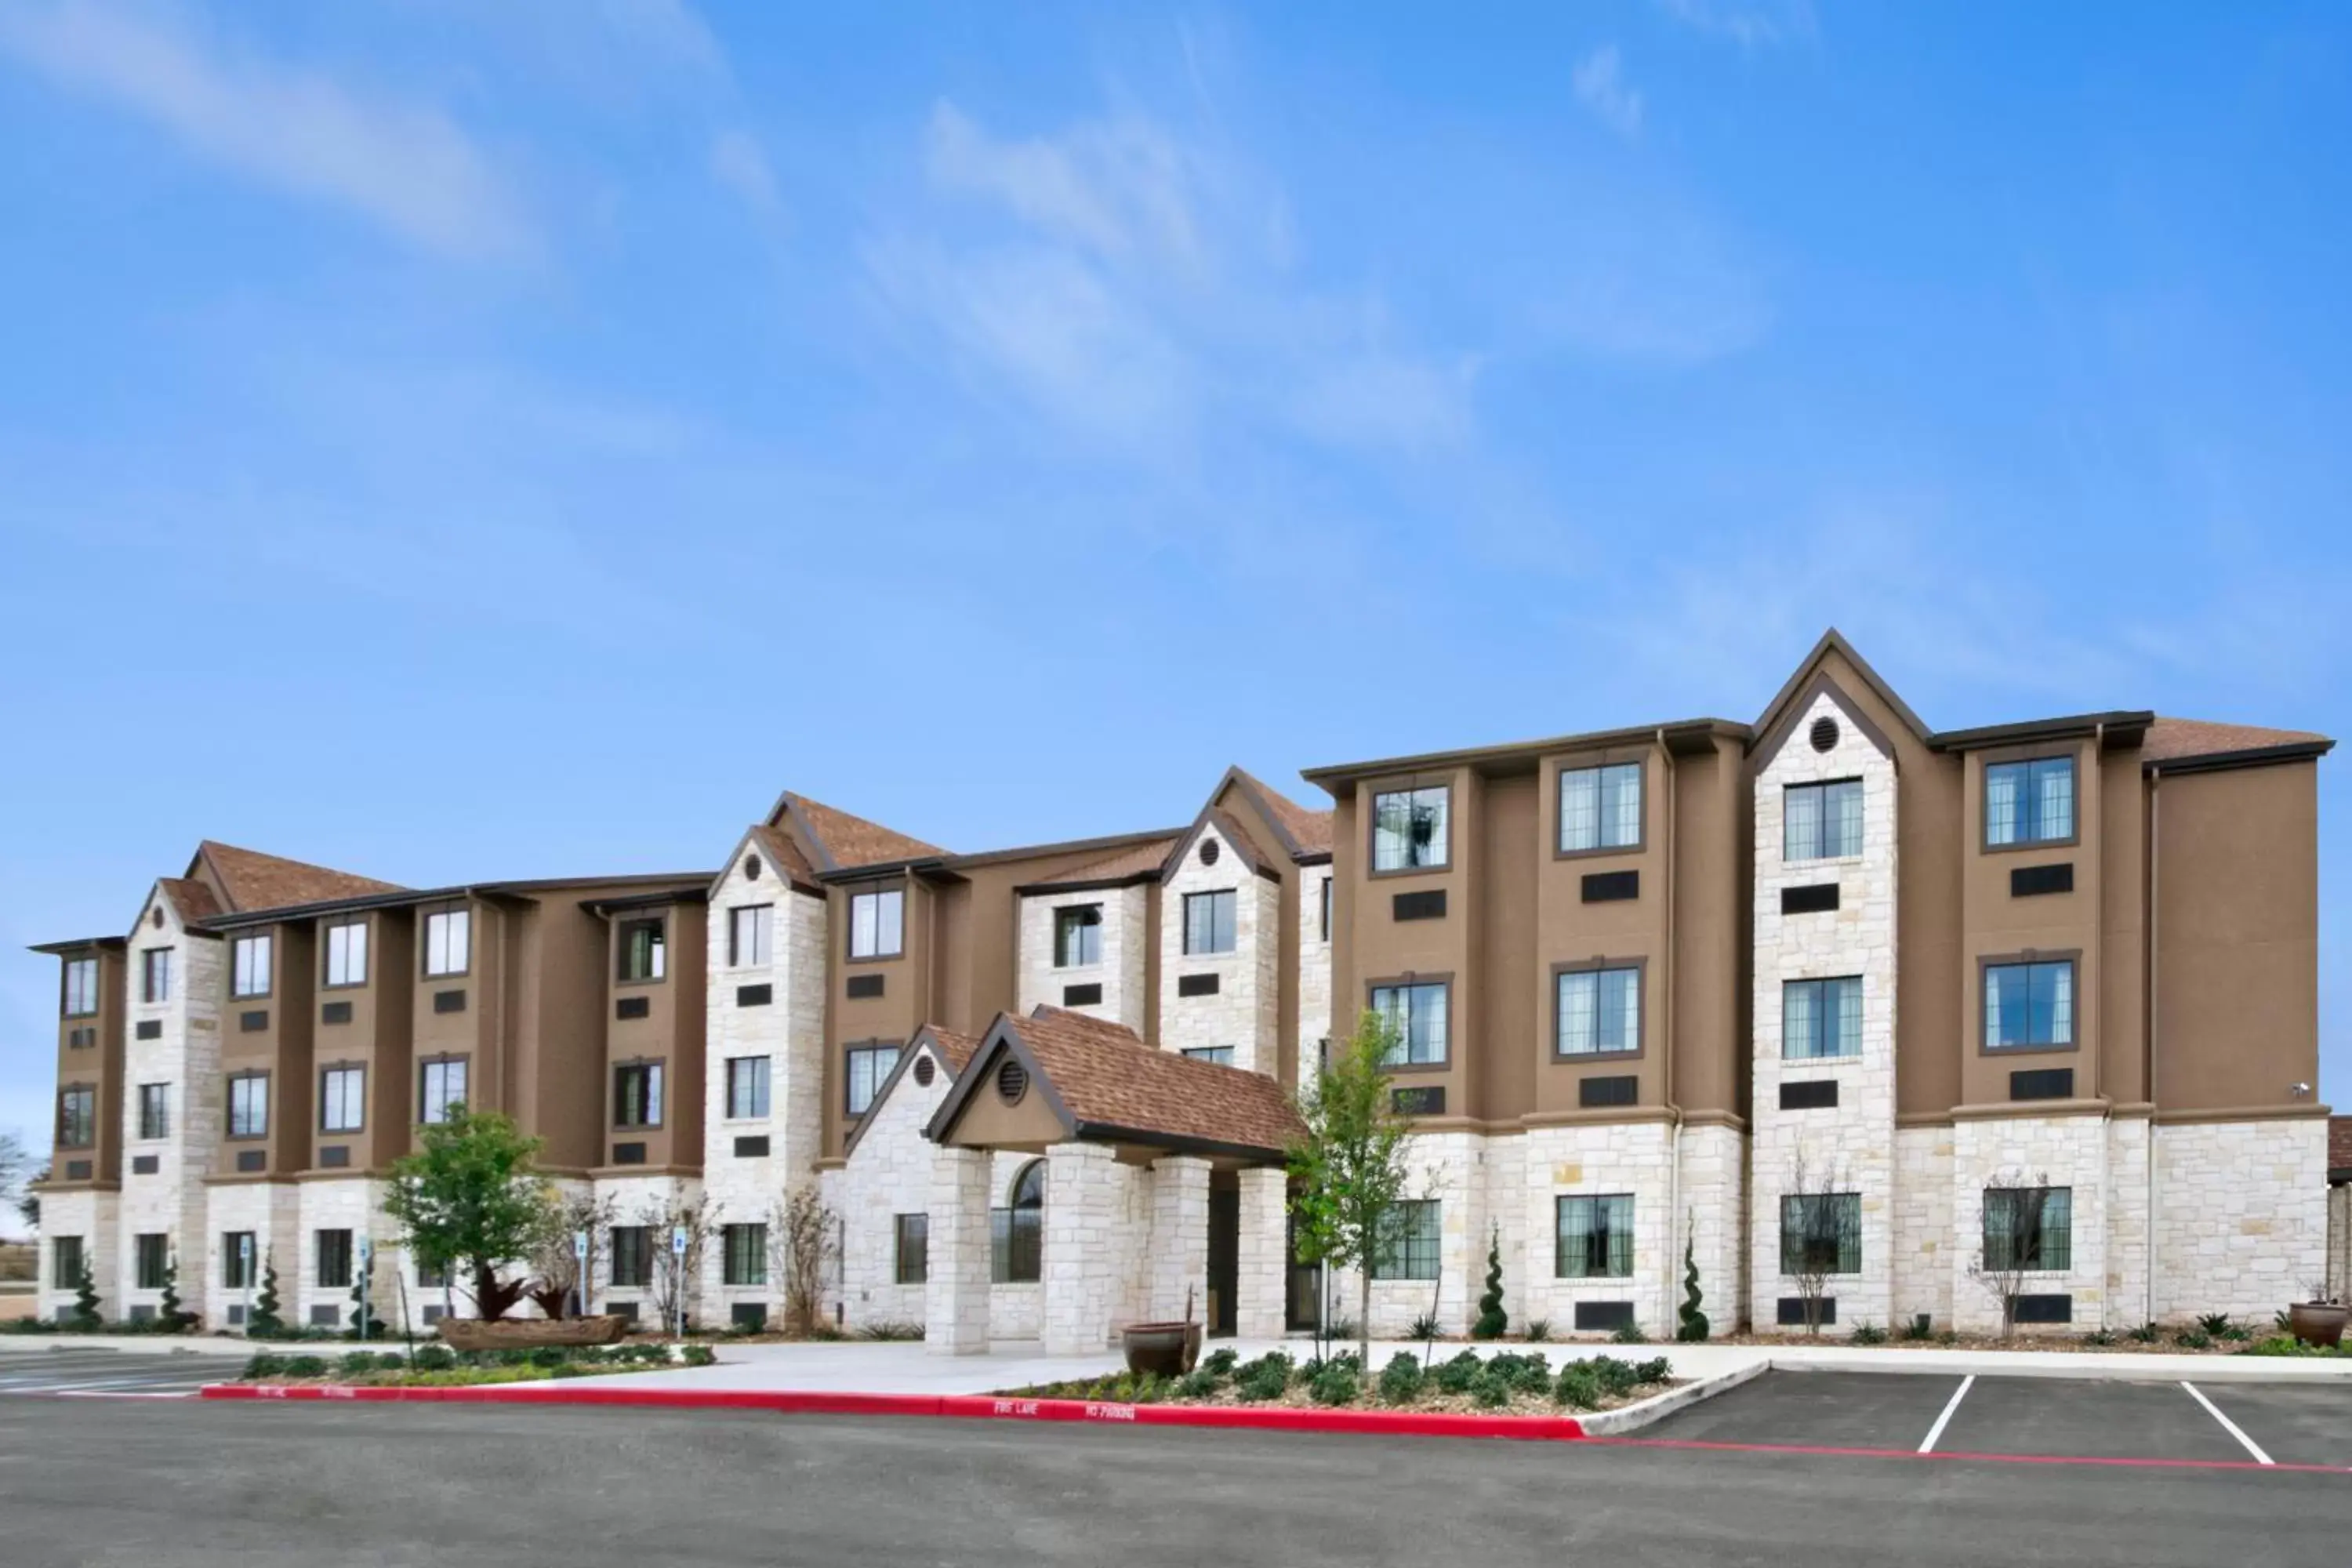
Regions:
[[2145, 764, 2160, 1327], [1658, 729, 1681, 1330]]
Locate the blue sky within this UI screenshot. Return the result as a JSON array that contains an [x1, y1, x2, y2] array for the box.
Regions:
[[2, 1, 2347, 1190]]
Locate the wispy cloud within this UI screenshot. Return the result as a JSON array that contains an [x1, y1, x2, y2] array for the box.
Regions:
[[0, 1, 533, 261], [710, 127, 782, 223], [1573, 45, 1645, 140], [1650, 0, 1816, 47]]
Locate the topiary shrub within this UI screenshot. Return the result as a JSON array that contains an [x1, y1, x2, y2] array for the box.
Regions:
[[247, 1254, 284, 1338], [1676, 1231, 1710, 1343], [70, 1258, 103, 1331], [1310, 1364, 1359, 1406], [1435, 1349, 1483, 1396], [1377, 1352, 1425, 1404], [1472, 1226, 1508, 1340]]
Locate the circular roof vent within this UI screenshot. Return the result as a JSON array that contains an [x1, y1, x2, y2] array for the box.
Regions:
[[996, 1058, 1029, 1105], [913, 1054, 935, 1087], [742, 853, 763, 881], [1200, 837, 1221, 866], [1809, 715, 1840, 753]]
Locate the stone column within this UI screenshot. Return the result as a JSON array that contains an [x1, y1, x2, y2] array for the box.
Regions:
[[1234, 1166, 1289, 1341], [1148, 1156, 1212, 1323], [1043, 1142, 1123, 1356], [926, 1147, 993, 1356]]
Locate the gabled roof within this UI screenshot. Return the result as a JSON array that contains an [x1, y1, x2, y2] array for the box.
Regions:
[[191, 840, 402, 912], [154, 877, 223, 927], [843, 1023, 981, 1158], [925, 1007, 1304, 1161], [770, 792, 948, 875], [2142, 718, 2334, 773], [1751, 629, 1933, 750], [1222, 768, 1334, 860], [706, 823, 826, 900], [1161, 806, 1281, 881]]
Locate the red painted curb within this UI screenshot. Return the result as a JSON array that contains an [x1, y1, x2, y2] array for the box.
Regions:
[[199, 1382, 1588, 1440]]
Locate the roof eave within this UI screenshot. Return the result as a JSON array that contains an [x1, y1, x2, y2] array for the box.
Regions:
[[1929, 711, 2155, 753], [1069, 1119, 1292, 1164], [1300, 718, 1746, 793], [2145, 739, 2335, 776], [27, 935, 128, 956]]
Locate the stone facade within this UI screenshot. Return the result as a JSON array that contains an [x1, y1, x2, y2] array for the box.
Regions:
[[828, 1038, 954, 1330], [204, 1179, 301, 1330], [2151, 1118, 2329, 1321], [117, 890, 223, 1322], [1040, 1142, 1143, 1354], [1018, 885, 1149, 1033], [1949, 1112, 2112, 1335], [38, 1189, 116, 1320], [1679, 1122, 1748, 1338], [1159, 825, 1282, 1076], [1892, 1124, 1954, 1328], [1294, 866, 1334, 1091]]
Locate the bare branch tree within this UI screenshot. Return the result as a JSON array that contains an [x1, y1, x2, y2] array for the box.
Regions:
[[526, 1192, 617, 1319], [637, 1192, 713, 1334], [768, 1185, 840, 1338], [1968, 1169, 2056, 1340], [1782, 1149, 1854, 1338]]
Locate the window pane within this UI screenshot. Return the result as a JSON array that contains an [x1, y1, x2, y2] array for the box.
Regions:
[[1784, 784, 1822, 861], [1985, 763, 2021, 845], [1601, 764, 1641, 848], [2034, 759, 2074, 842], [1559, 768, 1599, 851], [1558, 971, 1596, 1054], [1828, 780, 1864, 857], [877, 891, 902, 956], [1373, 787, 1448, 870]]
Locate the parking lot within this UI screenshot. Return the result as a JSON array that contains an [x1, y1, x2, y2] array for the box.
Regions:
[[0, 1348, 220, 1399], [1634, 1370, 2352, 1472]]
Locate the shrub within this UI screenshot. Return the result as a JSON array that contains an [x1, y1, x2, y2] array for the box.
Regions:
[[2126, 1321, 2161, 1344], [376, 1352, 405, 1370], [337, 1351, 379, 1376], [1555, 1363, 1602, 1409], [1935, 1330, 1958, 1346], [2220, 1323, 2253, 1344], [1610, 1322, 1648, 1345], [1175, 1370, 1219, 1399], [1325, 1315, 1359, 1341], [1435, 1350, 1483, 1396], [2083, 1329, 2116, 1346], [282, 1355, 329, 1378], [1523, 1319, 1552, 1343], [1472, 1226, 1508, 1340], [1592, 1356, 1642, 1398], [2174, 1327, 2212, 1350], [1493, 1352, 1553, 1394], [1851, 1322, 1887, 1345], [1676, 1232, 1710, 1343], [1469, 1367, 1511, 1408], [1235, 1354, 1291, 1403], [1377, 1353, 1425, 1404], [1310, 1364, 1359, 1406], [1406, 1312, 1443, 1344], [2238, 1335, 2351, 1359], [243, 1353, 285, 1379], [1635, 1357, 1672, 1385], [2195, 1312, 2234, 1338], [1900, 1315, 1935, 1342], [1200, 1347, 1239, 1377], [682, 1344, 717, 1367], [413, 1345, 457, 1371]]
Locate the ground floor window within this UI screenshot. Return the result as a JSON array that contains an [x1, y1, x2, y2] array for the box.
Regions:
[[315, 1229, 354, 1290], [1555, 1194, 1635, 1279], [1982, 1186, 2072, 1272], [52, 1236, 84, 1291], [133, 1233, 169, 1290], [1780, 1193, 1862, 1276], [723, 1223, 768, 1287], [609, 1225, 650, 1288], [222, 1232, 255, 1290], [991, 1160, 1044, 1283], [894, 1214, 928, 1285], [1371, 1200, 1441, 1280]]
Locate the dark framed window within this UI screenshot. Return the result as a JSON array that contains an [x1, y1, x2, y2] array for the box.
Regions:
[[140, 946, 172, 1004], [1559, 762, 1642, 853], [1555, 1194, 1635, 1279], [617, 918, 666, 982], [62, 956, 100, 1018], [1780, 1193, 1862, 1276], [1181, 1045, 1235, 1065], [1556, 965, 1640, 1056], [1182, 890, 1236, 956], [845, 1043, 901, 1117], [722, 1223, 768, 1287], [323, 920, 368, 988], [222, 1232, 256, 1290], [1784, 779, 1864, 861], [315, 1229, 354, 1290], [423, 908, 470, 978], [1370, 980, 1448, 1065], [991, 1160, 1045, 1283], [1371, 786, 1449, 872], [56, 1086, 96, 1149], [1053, 905, 1103, 968], [419, 1057, 468, 1124], [613, 1062, 664, 1129], [320, 1066, 365, 1134], [894, 1214, 929, 1285], [1984, 960, 2074, 1050], [848, 888, 904, 960], [1983, 1187, 2073, 1272], [1783, 976, 1863, 1060], [231, 935, 272, 999], [1371, 1200, 1441, 1280], [1319, 876, 1333, 942], [53, 1236, 85, 1292], [227, 1073, 269, 1140], [609, 1225, 651, 1288], [133, 1233, 169, 1291], [729, 904, 772, 967], [137, 1083, 169, 1141], [726, 1056, 771, 1120], [1985, 757, 2075, 848]]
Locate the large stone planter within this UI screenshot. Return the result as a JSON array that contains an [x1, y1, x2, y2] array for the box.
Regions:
[[435, 1315, 630, 1352], [2286, 1301, 2349, 1349], [1120, 1322, 1203, 1378]]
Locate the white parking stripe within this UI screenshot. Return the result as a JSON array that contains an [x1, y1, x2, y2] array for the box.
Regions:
[[1917, 1374, 1975, 1454], [2181, 1381, 2274, 1466]]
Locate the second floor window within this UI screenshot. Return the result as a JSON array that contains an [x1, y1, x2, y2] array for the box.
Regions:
[[726, 1055, 771, 1120], [320, 1066, 365, 1133], [1370, 981, 1448, 1066], [1983, 1186, 2073, 1272], [618, 919, 666, 982], [848, 888, 904, 960], [608, 1225, 651, 1288], [228, 1074, 268, 1139], [844, 1042, 901, 1117], [424, 909, 470, 977], [729, 904, 771, 967], [1560, 762, 1642, 852], [231, 935, 272, 999], [419, 1058, 467, 1124], [56, 1086, 95, 1149], [1780, 1192, 1862, 1276], [1557, 965, 1641, 1057], [325, 921, 368, 988], [1053, 905, 1102, 967], [1372, 786, 1449, 872], [1182, 890, 1236, 956], [1371, 1200, 1441, 1280], [140, 947, 172, 1004], [1784, 779, 1864, 861], [1784, 976, 1863, 1060], [614, 1062, 664, 1128], [62, 957, 99, 1018], [137, 1083, 169, 1140], [1986, 756, 2075, 848], [1985, 960, 2074, 1050]]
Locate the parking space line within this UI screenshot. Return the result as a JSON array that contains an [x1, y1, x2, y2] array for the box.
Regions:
[[1916, 1375, 1973, 1454], [2181, 1382, 2274, 1467]]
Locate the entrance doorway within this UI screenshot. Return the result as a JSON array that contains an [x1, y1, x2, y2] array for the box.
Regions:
[[1284, 1210, 1323, 1332], [1207, 1181, 1239, 1338]]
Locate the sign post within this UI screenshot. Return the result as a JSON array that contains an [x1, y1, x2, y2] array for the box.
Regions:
[[572, 1229, 590, 1319], [670, 1225, 688, 1342], [239, 1234, 254, 1338], [357, 1238, 373, 1341]]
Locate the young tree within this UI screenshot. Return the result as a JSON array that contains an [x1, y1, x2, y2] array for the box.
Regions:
[[247, 1252, 284, 1337], [1287, 1007, 1417, 1378], [1472, 1225, 1508, 1339], [18, 1164, 46, 1232], [768, 1185, 840, 1338], [1969, 1171, 2055, 1340], [639, 1193, 713, 1335], [1676, 1220, 1711, 1343], [0, 1131, 25, 1228], [1781, 1151, 1852, 1337], [525, 1192, 617, 1319], [382, 1106, 552, 1323]]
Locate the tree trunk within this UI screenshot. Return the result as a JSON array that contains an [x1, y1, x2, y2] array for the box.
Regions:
[[1358, 1269, 1372, 1378]]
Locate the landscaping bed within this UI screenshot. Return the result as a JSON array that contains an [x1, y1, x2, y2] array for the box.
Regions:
[[997, 1347, 1679, 1416], [232, 1341, 717, 1389], [1723, 1312, 2336, 1356]]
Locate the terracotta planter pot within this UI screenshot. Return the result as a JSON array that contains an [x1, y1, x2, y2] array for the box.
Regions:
[[434, 1314, 630, 1352], [1120, 1322, 1203, 1378], [2286, 1301, 2349, 1349]]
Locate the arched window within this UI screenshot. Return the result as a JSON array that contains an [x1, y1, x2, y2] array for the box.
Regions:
[[993, 1160, 1044, 1283]]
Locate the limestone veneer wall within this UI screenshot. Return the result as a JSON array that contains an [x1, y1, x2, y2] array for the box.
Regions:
[[1159, 825, 1281, 1076], [2151, 1119, 2328, 1321], [1948, 1113, 2111, 1335], [118, 891, 223, 1319], [38, 1191, 116, 1320], [1294, 866, 1334, 1091], [205, 1180, 300, 1329], [1018, 885, 1149, 1033]]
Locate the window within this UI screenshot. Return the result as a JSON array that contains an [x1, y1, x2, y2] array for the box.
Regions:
[[228, 1074, 268, 1140], [848, 888, 904, 960], [614, 1062, 664, 1128], [894, 1214, 929, 1286], [1559, 763, 1642, 853], [222, 1232, 256, 1290], [1182, 891, 1236, 956], [1556, 965, 1641, 1057], [1555, 1194, 1635, 1279], [1780, 1193, 1863, 1276], [134, 1233, 169, 1291], [324, 920, 368, 988], [1053, 905, 1102, 968], [423, 908, 470, 977], [62, 957, 99, 1018], [56, 1086, 95, 1149], [1181, 1046, 1235, 1065], [617, 918, 666, 982], [1783, 976, 1864, 1060], [728, 905, 771, 967], [991, 1161, 1044, 1283], [53, 1236, 85, 1293], [1983, 1187, 2073, 1272], [231, 935, 272, 999], [320, 1066, 365, 1134], [844, 1043, 900, 1117], [722, 1224, 768, 1287], [1370, 981, 1449, 1065], [419, 1058, 468, 1124], [416, 1257, 448, 1290], [137, 1083, 169, 1141], [315, 1229, 354, 1290], [1984, 960, 2074, 1050], [1319, 877, 1333, 942], [1371, 1200, 1441, 1280], [1784, 779, 1864, 861], [608, 1225, 651, 1289], [726, 1056, 771, 1120], [1985, 757, 2075, 848], [1371, 786, 1450, 872], [140, 947, 172, 1004]]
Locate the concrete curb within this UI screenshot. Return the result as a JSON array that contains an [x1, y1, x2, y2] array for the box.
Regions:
[[1759, 1350, 2352, 1383], [1576, 1359, 1769, 1436]]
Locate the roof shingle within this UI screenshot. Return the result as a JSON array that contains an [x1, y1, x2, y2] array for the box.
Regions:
[[156, 877, 223, 925], [1023, 836, 1181, 889], [1004, 1007, 1304, 1156], [781, 793, 949, 869], [1232, 768, 1334, 856], [2142, 717, 2333, 765], [195, 840, 403, 913]]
